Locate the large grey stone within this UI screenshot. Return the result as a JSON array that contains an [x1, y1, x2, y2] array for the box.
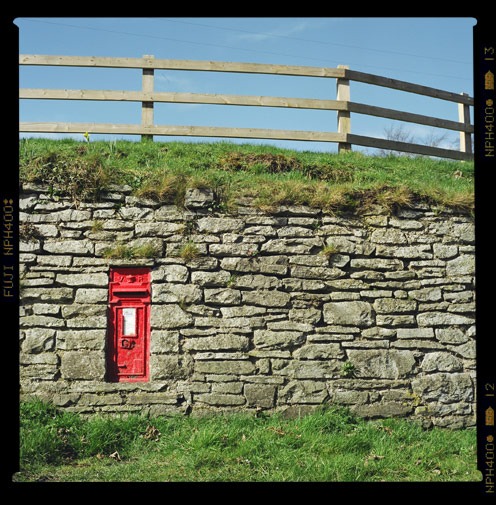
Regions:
[[282, 360, 341, 379], [21, 328, 56, 353], [352, 402, 413, 418], [435, 327, 469, 344], [57, 330, 106, 351], [254, 330, 305, 350], [220, 256, 288, 275], [332, 390, 369, 405], [242, 290, 290, 308], [446, 255, 475, 276], [204, 288, 241, 305], [196, 393, 246, 406], [60, 351, 105, 380], [195, 360, 255, 375], [184, 187, 214, 208], [151, 355, 192, 380], [135, 222, 184, 237], [291, 265, 345, 280], [279, 381, 328, 404], [409, 288, 442, 302], [346, 349, 415, 379], [261, 238, 323, 255], [61, 304, 106, 319], [20, 315, 65, 328], [44, 240, 94, 255], [234, 274, 282, 290], [153, 284, 202, 304], [293, 343, 343, 360], [397, 328, 435, 339], [151, 304, 193, 329], [375, 245, 432, 259], [289, 307, 322, 324], [370, 228, 407, 244], [150, 331, 180, 353], [191, 270, 231, 287], [422, 352, 463, 372], [184, 334, 249, 351], [373, 298, 417, 313], [220, 306, 267, 318], [417, 312, 475, 327], [209, 243, 257, 257], [56, 273, 108, 287], [244, 384, 276, 408], [153, 264, 189, 283], [350, 258, 404, 271], [323, 301, 374, 327], [412, 373, 473, 403], [74, 288, 108, 304], [197, 217, 244, 234]]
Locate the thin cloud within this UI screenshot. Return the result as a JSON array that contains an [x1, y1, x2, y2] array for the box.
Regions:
[[236, 21, 314, 42]]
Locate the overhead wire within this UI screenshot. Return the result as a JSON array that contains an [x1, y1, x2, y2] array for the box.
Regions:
[[17, 18, 473, 83]]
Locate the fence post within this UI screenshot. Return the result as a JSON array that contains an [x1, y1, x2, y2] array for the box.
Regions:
[[141, 54, 155, 142], [458, 92, 472, 156], [337, 65, 351, 153]]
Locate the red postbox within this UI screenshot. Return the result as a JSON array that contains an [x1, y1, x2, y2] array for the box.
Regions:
[[107, 267, 151, 382]]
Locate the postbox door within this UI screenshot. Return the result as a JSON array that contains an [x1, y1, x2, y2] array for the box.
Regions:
[[115, 305, 147, 377], [108, 267, 151, 382]]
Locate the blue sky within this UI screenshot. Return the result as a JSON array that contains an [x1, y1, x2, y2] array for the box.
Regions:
[[16, 17, 476, 153]]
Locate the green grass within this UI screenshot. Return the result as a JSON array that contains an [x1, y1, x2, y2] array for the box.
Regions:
[[19, 138, 474, 213], [14, 399, 481, 483]]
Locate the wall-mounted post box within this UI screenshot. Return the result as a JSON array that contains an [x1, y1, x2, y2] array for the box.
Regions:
[[107, 267, 151, 382]]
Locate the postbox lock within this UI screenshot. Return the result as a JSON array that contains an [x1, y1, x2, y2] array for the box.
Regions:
[[107, 267, 151, 383]]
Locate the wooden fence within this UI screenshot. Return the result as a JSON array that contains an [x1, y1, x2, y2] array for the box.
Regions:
[[19, 54, 474, 161]]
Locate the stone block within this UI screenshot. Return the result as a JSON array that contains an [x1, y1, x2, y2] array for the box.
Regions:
[[323, 301, 374, 327], [150, 331, 180, 353], [254, 330, 305, 350], [412, 373, 473, 403], [242, 290, 290, 308], [57, 330, 106, 351], [397, 328, 434, 339], [151, 304, 193, 329], [60, 351, 105, 380], [346, 349, 415, 379], [373, 298, 417, 313], [417, 312, 475, 327], [21, 328, 56, 353], [204, 288, 241, 305], [421, 352, 463, 373], [196, 217, 244, 234], [74, 288, 108, 304], [56, 273, 108, 287], [191, 270, 231, 287], [153, 284, 202, 304], [352, 402, 413, 418], [244, 384, 276, 408], [184, 334, 249, 352], [291, 265, 345, 280], [293, 343, 343, 360], [195, 360, 255, 375], [446, 255, 475, 276], [151, 355, 192, 380], [195, 393, 246, 406]]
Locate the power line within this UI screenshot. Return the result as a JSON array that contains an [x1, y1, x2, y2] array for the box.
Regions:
[[17, 18, 472, 83], [154, 17, 472, 66]]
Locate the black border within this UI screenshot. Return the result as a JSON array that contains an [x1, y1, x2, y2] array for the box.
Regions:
[[2, 12, 495, 499]]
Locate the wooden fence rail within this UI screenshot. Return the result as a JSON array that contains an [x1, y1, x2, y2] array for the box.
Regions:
[[19, 54, 474, 161]]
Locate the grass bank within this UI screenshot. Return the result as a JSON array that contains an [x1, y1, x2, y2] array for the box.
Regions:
[[14, 400, 480, 483], [19, 138, 474, 213]]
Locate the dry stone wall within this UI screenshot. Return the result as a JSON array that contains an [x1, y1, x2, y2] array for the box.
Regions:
[[19, 184, 476, 428]]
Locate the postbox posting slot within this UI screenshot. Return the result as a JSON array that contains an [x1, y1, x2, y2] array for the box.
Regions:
[[108, 267, 151, 383]]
